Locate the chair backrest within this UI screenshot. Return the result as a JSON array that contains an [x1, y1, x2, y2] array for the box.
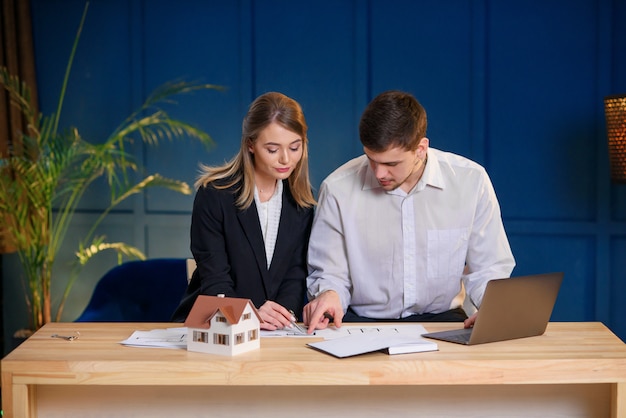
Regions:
[[75, 258, 189, 322], [186, 258, 197, 284]]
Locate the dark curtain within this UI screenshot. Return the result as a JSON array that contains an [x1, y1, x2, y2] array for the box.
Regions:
[[0, 0, 38, 253], [1, 0, 38, 356]]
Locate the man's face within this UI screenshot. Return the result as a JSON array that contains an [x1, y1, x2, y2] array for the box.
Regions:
[[363, 145, 424, 193]]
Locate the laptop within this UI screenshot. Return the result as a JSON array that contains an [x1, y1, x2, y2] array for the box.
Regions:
[[422, 272, 563, 345]]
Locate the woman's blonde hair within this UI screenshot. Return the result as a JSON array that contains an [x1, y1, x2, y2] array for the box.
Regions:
[[195, 92, 316, 209]]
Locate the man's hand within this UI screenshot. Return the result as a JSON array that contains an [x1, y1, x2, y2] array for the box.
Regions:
[[464, 312, 478, 328], [303, 290, 344, 334]]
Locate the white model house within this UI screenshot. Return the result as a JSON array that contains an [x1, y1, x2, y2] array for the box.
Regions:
[[184, 294, 262, 356]]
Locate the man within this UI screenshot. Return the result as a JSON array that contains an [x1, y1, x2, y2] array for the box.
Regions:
[[304, 90, 515, 333]]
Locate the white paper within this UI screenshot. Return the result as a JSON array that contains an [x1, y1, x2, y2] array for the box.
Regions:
[[307, 324, 438, 357], [120, 327, 188, 349], [261, 328, 315, 337], [315, 324, 428, 339]]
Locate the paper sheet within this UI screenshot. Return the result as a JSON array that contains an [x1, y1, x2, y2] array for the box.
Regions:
[[306, 324, 438, 357], [120, 327, 187, 349], [315, 324, 428, 339]]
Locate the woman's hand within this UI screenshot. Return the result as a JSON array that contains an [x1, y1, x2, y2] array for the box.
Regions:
[[257, 300, 297, 330]]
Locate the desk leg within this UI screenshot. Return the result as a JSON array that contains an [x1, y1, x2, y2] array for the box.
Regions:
[[1, 378, 34, 418], [1, 372, 14, 417], [613, 382, 626, 418]]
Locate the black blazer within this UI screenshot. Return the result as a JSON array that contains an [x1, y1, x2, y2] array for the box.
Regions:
[[171, 179, 314, 322]]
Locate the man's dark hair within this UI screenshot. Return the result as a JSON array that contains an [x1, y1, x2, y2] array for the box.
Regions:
[[359, 90, 427, 152]]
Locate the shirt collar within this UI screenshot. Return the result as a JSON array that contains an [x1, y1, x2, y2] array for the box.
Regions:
[[253, 179, 283, 205], [418, 150, 445, 191], [360, 149, 446, 194], [362, 159, 379, 191]]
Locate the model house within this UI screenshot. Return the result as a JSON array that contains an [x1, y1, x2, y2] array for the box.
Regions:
[[184, 294, 262, 356]]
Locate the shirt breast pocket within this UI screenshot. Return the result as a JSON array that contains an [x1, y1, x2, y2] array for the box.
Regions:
[[427, 228, 469, 279]]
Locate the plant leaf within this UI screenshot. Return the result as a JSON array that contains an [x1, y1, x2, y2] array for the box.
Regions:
[[75, 238, 146, 266]]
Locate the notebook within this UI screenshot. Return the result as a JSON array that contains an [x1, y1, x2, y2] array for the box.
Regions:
[[422, 272, 563, 345]]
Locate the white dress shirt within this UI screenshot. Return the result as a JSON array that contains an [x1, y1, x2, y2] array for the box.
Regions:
[[307, 148, 515, 319], [254, 180, 283, 269]]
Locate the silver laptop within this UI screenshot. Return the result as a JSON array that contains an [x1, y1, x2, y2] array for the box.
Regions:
[[422, 272, 563, 345]]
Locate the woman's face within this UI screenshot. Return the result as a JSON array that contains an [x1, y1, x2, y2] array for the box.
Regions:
[[249, 122, 303, 184]]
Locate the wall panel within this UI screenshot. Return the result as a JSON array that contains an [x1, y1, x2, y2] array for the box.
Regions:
[[253, 1, 363, 186], [31, 0, 135, 211], [370, 0, 474, 158], [487, 0, 598, 221], [142, 1, 250, 213], [610, 237, 626, 338], [508, 234, 596, 321], [146, 222, 192, 259]]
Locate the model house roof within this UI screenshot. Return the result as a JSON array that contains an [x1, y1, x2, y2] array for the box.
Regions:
[[184, 295, 261, 329]]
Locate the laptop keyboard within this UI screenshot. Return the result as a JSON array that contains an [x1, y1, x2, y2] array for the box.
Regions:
[[446, 329, 473, 344]]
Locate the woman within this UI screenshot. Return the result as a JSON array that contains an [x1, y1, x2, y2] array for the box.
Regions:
[[171, 92, 316, 330]]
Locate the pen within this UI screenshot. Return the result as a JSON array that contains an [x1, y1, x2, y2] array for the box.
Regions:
[[288, 310, 308, 334]]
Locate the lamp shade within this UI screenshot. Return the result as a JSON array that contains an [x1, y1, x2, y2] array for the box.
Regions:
[[604, 94, 626, 183]]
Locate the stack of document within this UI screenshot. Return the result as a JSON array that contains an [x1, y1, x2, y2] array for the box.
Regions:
[[307, 324, 438, 357]]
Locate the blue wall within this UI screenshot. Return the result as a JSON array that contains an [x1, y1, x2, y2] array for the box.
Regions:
[[3, 0, 626, 351]]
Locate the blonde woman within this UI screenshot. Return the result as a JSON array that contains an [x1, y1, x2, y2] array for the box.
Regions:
[[171, 92, 315, 330]]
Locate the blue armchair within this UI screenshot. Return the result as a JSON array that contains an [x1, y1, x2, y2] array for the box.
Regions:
[[75, 258, 189, 322]]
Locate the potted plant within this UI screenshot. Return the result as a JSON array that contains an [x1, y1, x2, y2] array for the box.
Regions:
[[0, 3, 220, 333]]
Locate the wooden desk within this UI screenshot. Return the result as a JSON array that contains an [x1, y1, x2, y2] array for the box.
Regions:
[[2, 322, 626, 417]]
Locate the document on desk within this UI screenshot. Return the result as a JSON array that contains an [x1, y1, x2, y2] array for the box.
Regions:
[[262, 323, 424, 338], [261, 326, 314, 337], [120, 327, 187, 349], [307, 324, 438, 357]]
